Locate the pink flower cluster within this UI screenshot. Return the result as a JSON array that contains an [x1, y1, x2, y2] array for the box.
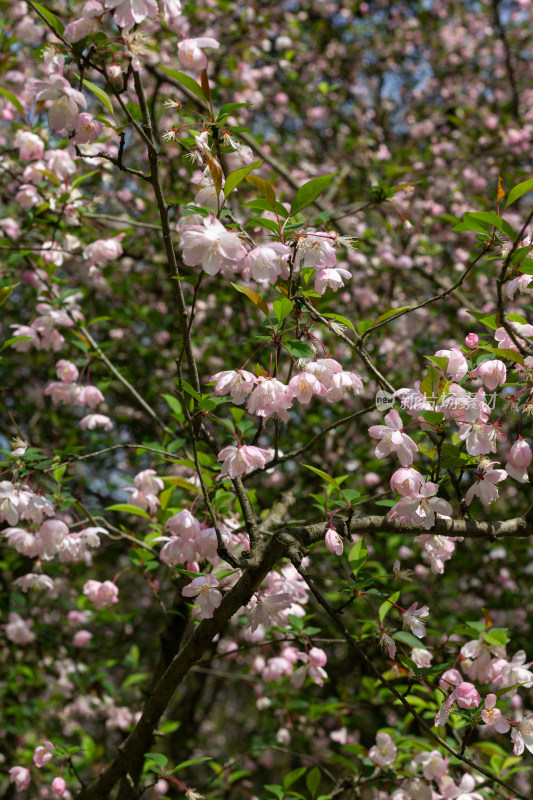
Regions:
[[44, 359, 112, 431]]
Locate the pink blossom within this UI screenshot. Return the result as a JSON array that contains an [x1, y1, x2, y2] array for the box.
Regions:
[[160, 0, 182, 24], [73, 630, 93, 647], [303, 357, 343, 387], [413, 750, 448, 781], [211, 369, 257, 404], [455, 681, 481, 708], [166, 509, 201, 539], [368, 732, 397, 767], [33, 741, 54, 767], [326, 370, 363, 402], [14, 130, 44, 160], [291, 647, 328, 687], [33, 74, 87, 132], [83, 235, 124, 266], [179, 214, 247, 276], [182, 574, 222, 619], [104, 0, 158, 29], [77, 385, 105, 409], [45, 381, 80, 405], [64, 1, 103, 41], [73, 112, 104, 144], [39, 519, 69, 559], [4, 528, 42, 558], [402, 601, 429, 638], [45, 149, 77, 181], [457, 422, 493, 456], [465, 464, 507, 505], [83, 579, 119, 609], [246, 592, 293, 632], [241, 243, 291, 284], [325, 527, 343, 555], [297, 233, 337, 270], [314, 267, 351, 294], [287, 371, 327, 404], [435, 347, 469, 381], [16, 183, 40, 209], [470, 359, 507, 390], [369, 409, 418, 466], [247, 377, 292, 422], [56, 359, 79, 383], [51, 777, 67, 797], [481, 694, 510, 732], [178, 38, 220, 72], [391, 482, 452, 530], [8, 767, 31, 792], [512, 714, 533, 755], [5, 612, 35, 645], [390, 467, 424, 496], [379, 630, 396, 659], [506, 437, 532, 483], [80, 413, 113, 431], [439, 668, 463, 692], [465, 333, 479, 348], [218, 444, 270, 478], [415, 533, 459, 574], [14, 573, 55, 593]]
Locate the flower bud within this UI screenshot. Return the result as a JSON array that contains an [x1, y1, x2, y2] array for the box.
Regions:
[[455, 681, 481, 709], [465, 333, 479, 348]]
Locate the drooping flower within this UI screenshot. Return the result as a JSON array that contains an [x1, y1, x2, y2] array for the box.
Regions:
[[178, 37, 220, 72], [83, 579, 119, 609], [506, 437, 532, 483], [470, 359, 507, 391], [512, 714, 533, 755], [211, 369, 257, 404], [217, 445, 270, 478], [247, 377, 292, 422], [402, 601, 429, 638], [182, 575, 222, 619], [8, 767, 31, 792], [435, 347, 469, 381], [368, 409, 418, 466], [33, 74, 87, 132], [368, 732, 397, 767], [391, 482, 452, 530], [104, 0, 158, 29], [465, 463, 507, 505], [179, 214, 247, 276], [325, 527, 343, 555]]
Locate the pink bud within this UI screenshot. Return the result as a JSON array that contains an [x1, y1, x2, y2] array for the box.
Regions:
[[455, 681, 481, 709], [509, 437, 532, 468], [439, 668, 462, 692], [51, 777, 66, 797], [309, 647, 327, 668], [465, 333, 479, 348], [325, 527, 343, 556]]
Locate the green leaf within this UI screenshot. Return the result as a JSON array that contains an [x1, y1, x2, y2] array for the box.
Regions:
[[348, 538, 367, 578], [285, 339, 314, 358], [283, 767, 307, 789], [466, 309, 498, 330], [420, 411, 445, 425], [245, 175, 277, 210], [514, 257, 533, 276], [82, 79, 116, 119], [71, 170, 100, 189], [224, 161, 263, 197], [217, 102, 253, 118], [306, 766, 321, 797], [173, 756, 212, 772], [247, 216, 280, 234], [483, 627, 509, 647], [33, 1, 64, 34], [145, 753, 168, 769], [290, 173, 338, 216], [53, 465, 67, 482], [425, 355, 450, 373], [180, 380, 202, 401], [105, 503, 151, 519], [0, 86, 24, 115], [506, 179, 533, 207], [373, 306, 414, 326], [322, 312, 356, 334], [453, 211, 515, 240], [476, 345, 524, 365], [0, 283, 20, 307], [300, 463, 341, 490], [273, 297, 293, 326], [379, 591, 400, 623], [393, 630, 423, 647], [162, 393, 182, 416], [160, 67, 206, 102], [231, 283, 269, 317]]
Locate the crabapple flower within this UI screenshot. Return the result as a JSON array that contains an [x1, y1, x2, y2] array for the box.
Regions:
[[9, 767, 31, 792], [56, 359, 79, 383], [178, 38, 220, 72], [415, 533, 460, 574], [5, 612, 35, 645], [413, 750, 447, 781], [326, 370, 363, 402], [73, 112, 104, 144], [77, 385, 105, 409], [314, 267, 351, 294], [481, 694, 510, 732], [211, 369, 257, 404], [390, 467, 424, 496], [83, 235, 124, 266], [80, 413, 113, 431], [439, 668, 463, 692], [73, 630, 93, 647], [179, 214, 247, 275], [33, 741, 54, 767], [16, 183, 40, 209], [465, 333, 479, 348], [33, 74, 87, 132], [506, 437, 532, 483], [368, 409, 418, 466], [402, 602, 429, 638], [247, 377, 292, 422], [291, 647, 328, 687], [455, 682, 481, 708], [247, 592, 293, 632], [506, 273, 533, 299], [241, 243, 291, 284], [379, 630, 396, 659], [512, 714, 533, 755], [465, 464, 507, 505], [182, 575, 222, 619], [435, 347, 468, 381], [470, 359, 507, 390], [297, 233, 337, 270], [325, 527, 343, 555], [166, 509, 201, 538], [105, 0, 158, 29], [14, 130, 44, 160], [51, 777, 67, 797], [287, 371, 327, 404], [393, 559, 414, 582], [83, 580, 119, 609], [160, 0, 182, 24], [217, 445, 270, 478], [391, 482, 452, 530], [368, 732, 397, 767]]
